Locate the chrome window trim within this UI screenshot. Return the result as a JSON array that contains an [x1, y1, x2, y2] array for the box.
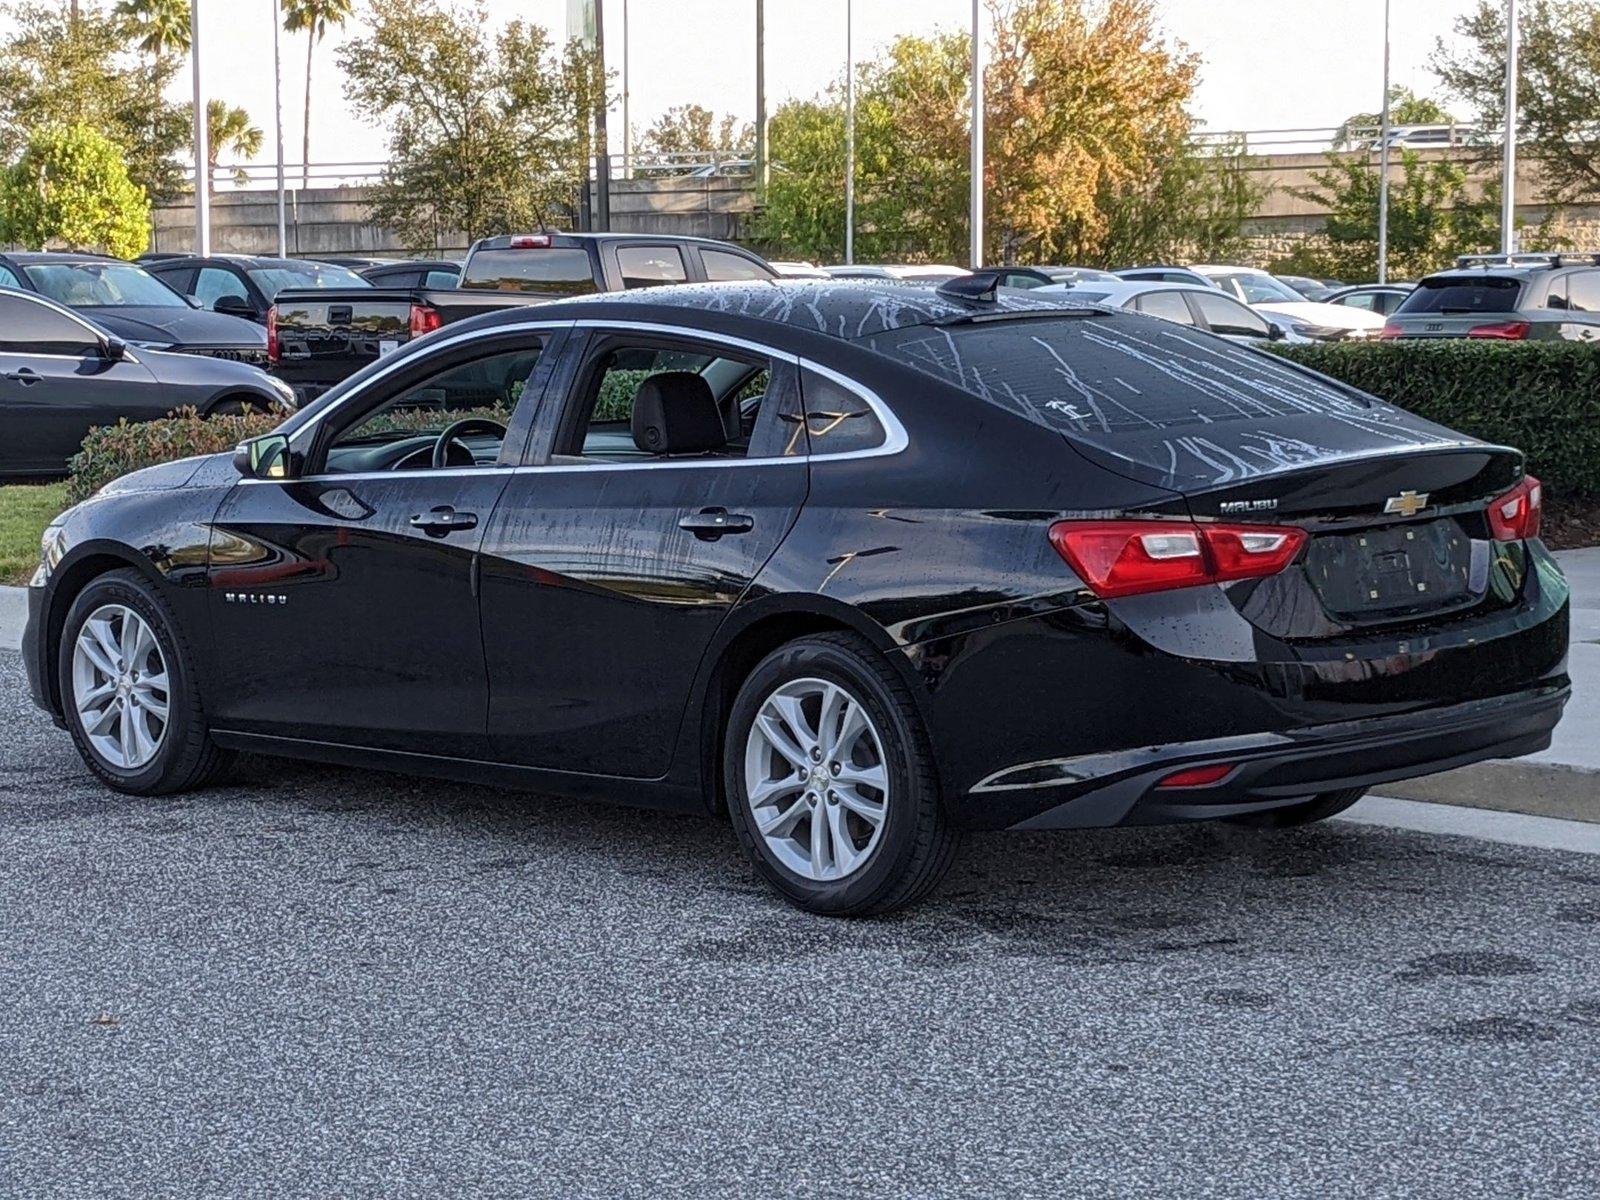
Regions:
[[261, 316, 907, 485]]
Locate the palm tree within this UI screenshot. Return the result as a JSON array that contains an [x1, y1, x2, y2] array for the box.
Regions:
[[112, 0, 192, 60], [282, 0, 354, 189], [205, 99, 265, 191]]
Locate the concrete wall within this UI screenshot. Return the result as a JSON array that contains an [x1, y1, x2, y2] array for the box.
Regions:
[[149, 176, 760, 257], [149, 151, 1594, 263]]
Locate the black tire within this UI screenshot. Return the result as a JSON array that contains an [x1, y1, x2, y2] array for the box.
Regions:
[[724, 631, 960, 916], [1223, 787, 1367, 829], [208, 397, 263, 417], [58, 568, 234, 795]]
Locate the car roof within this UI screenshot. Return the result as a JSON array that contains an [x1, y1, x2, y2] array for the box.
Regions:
[[1035, 280, 1211, 302], [1189, 264, 1268, 277], [2, 250, 121, 265], [463, 278, 1092, 343], [472, 232, 767, 252]]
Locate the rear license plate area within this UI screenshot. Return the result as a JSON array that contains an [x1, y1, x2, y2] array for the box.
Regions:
[[1305, 518, 1475, 620]]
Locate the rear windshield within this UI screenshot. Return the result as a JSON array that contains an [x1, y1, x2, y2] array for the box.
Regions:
[[461, 247, 597, 294], [1397, 276, 1523, 314], [863, 314, 1374, 436]]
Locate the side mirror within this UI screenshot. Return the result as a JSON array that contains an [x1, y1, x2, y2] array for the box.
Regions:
[[1266, 322, 1287, 341], [213, 295, 258, 319], [100, 335, 128, 361], [233, 432, 293, 480]]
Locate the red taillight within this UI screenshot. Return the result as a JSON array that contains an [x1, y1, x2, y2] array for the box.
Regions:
[[1467, 320, 1531, 340], [1156, 764, 1236, 789], [1049, 520, 1308, 599], [508, 234, 552, 249], [1487, 474, 1543, 541], [266, 305, 279, 363], [1379, 321, 1404, 339], [408, 304, 443, 339]]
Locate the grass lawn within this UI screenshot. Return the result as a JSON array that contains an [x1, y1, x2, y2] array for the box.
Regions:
[[0, 482, 68, 586]]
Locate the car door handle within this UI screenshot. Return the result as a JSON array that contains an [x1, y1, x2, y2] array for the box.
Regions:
[[679, 507, 754, 540], [2, 368, 40, 385], [409, 506, 478, 535]]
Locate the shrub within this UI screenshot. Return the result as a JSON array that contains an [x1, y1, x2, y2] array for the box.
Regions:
[[1270, 341, 1600, 498], [1, 123, 151, 259], [67, 408, 281, 505]]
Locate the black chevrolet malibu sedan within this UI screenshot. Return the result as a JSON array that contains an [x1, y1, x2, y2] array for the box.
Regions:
[[21, 280, 1570, 914]]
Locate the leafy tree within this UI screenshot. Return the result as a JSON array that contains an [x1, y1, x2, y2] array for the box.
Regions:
[[282, 0, 354, 187], [0, 1, 190, 199], [112, 0, 191, 59], [1333, 86, 1458, 148], [1, 122, 151, 258], [638, 104, 752, 158], [190, 99, 264, 190], [759, 0, 1255, 266], [1275, 151, 1502, 280], [1434, 0, 1600, 204], [340, 0, 594, 249]]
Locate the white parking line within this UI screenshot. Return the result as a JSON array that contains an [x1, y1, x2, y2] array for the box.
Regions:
[[1342, 794, 1600, 856]]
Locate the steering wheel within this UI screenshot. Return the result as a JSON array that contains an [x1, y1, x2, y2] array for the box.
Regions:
[[430, 417, 508, 470]]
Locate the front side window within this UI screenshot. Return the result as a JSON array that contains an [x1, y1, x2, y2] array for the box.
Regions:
[[25, 263, 186, 308], [1333, 291, 1379, 312], [561, 339, 789, 463], [322, 343, 543, 474], [0, 263, 24, 288], [702, 249, 772, 282], [1566, 270, 1600, 312], [193, 267, 250, 308], [616, 246, 689, 289], [0, 295, 102, 356], [1190, 291, 1271, 337]]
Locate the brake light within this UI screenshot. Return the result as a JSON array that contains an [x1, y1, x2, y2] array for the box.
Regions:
[[1467, 320, 1531, 340], [1487, 474, 1542, 541], [1048, 520, 1308, 599], [1155, 764, 1236, 789], [1379, 321, 1404, 339], [508, 234, 552, 249], [266, 305, 279, 363], [408, 304, 443, 339]]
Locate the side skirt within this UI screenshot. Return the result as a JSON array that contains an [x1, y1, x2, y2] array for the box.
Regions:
[[210, 729, 709, 815]]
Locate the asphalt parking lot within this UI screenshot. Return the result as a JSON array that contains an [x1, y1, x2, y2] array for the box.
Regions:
[[3, 650, 1599, 1199]]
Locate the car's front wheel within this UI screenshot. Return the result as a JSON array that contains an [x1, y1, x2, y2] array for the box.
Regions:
[[58, 568, 233, 795], [725, 632, 959, 916]]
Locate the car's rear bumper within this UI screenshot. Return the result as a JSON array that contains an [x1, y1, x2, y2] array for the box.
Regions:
[[982, 684, 1569, 830]]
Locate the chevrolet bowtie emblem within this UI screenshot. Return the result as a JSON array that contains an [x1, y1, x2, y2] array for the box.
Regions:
[[1383, 490, 1429, 517]]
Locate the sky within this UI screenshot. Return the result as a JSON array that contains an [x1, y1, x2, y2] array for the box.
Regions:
[[158, 0, 1486, 172]]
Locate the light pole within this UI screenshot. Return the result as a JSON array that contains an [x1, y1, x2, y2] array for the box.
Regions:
[[1378, 0, 1391, 284], [755, 0, 768, 189], [1501, 0, 1520, 254], [845, 0, 854, 264], [969, 0, 984, 269], [190, 0, 210, 255], [272, 0, 287, 257], [621, 0, 631, 179]]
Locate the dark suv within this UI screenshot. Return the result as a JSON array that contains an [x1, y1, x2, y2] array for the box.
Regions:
[[1381, 253, 1600, 341]]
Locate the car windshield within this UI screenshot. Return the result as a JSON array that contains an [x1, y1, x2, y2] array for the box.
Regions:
[[25, 262, 187, 308], [247, 263, 371, 297], [1216, 273, 1304, 304], [1397, 276, 1523, 314]]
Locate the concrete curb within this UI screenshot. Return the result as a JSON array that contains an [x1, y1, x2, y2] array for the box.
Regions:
[[1379, 759, 1600, 825]]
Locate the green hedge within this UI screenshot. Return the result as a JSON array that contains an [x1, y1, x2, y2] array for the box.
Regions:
[[1271, 341, 1600, 498], [67, 408, 282, 505]]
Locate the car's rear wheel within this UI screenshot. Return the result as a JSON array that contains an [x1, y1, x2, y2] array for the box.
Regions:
[[725, 632, 959, 916], [1224, 787, 1366, 829], [59, 568, 233, 795]]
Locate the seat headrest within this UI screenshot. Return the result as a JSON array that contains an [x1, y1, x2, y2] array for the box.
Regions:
[[630, 371, 726, 455]]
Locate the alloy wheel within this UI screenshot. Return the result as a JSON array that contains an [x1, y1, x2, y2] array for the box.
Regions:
[[743, 677, 889, 882], [71, 603, 170, 771]]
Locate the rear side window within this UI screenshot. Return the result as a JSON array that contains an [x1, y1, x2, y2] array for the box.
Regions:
[[616, 245, 688, 289], [1189, 291, 1271, 337], [1398, 276, 1522, 314], [1568, 271, 1600, 312], [461, 247, 597, 295], [1133, 290, 1195, 325], [702, 249, 772, 282], [799, 368, 887, 455]]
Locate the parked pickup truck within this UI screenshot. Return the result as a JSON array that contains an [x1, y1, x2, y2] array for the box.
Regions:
[[269, 232, 777, 402]]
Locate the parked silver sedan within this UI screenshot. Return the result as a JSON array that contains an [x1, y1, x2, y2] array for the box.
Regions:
[[1035, 279, 1302, 344]]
